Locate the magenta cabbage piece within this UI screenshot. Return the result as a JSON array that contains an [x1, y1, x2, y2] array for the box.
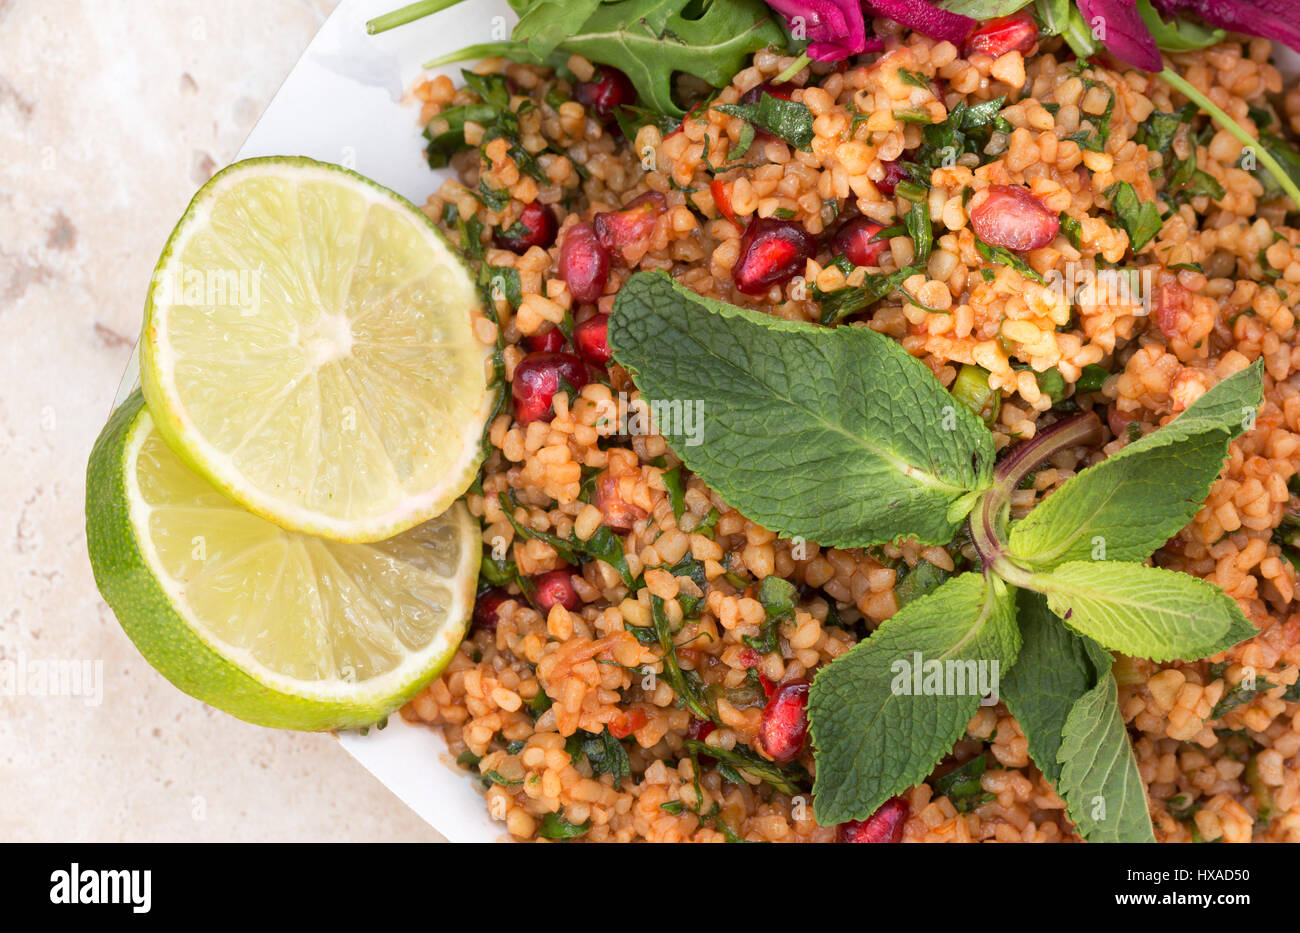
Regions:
[[1077, 0, 1163, 69], [764, 0, 872, 60], [1152, 0, 1300, 53], [863, 0, 976, 45]]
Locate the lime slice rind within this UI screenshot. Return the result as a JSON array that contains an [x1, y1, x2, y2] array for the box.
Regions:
[[140, 156, 494, 543], [87, 391, 479, 731]]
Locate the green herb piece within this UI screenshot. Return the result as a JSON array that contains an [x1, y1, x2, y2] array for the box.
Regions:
[[913, 97, 1007, 172], [893, 560, 951, 608], [814, 265, 923, 325], [897, 66, 932, 88], [527, 688, 553, 718], [950, 364, 1001, 426], [941, 0, 1037, 14], [1034, 561, 1256, 662], [1104, 181, 1164, 251], [1059, 212, 1083, 249], [538, 811, 591, 840], [1008, 360, 1263, 568], [499, 492, 634, 585], [613, 104, 682, 142], [808, 573, 1020, 825], [456, 749, 483, 768], [718, 93, 815, 151], [932, 754, 993, 811], [1056, 635, 1156, 843], [1035, 367, 1067, 404], [682, 739, 808, 796], [1075, 363, 1109, 394], [659, 799, 686, 814], [662, 466, 687, 520], [609, 272, 995, 549], [651, 595, 714, 722], [974, 238, 1045, 282], [565, 729, 632, 787], [745, 576, 797, 655], [1211, 674, 1277, 719], [479, 264, 523, 309], [693, 507, 721, 538], [906, 197, 933, 265], [482, 769, 523, 787]]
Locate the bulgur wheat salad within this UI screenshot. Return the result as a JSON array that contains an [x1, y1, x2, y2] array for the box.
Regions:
[[387, 0, 1300, 843], [82, 0, 1300, 845]]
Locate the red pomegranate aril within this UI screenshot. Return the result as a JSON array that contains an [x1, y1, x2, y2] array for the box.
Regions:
[[559, 222, 611, 303], [877, 160, 908, 197], [574, 65, 636, 125], [595, 470, 647, 531], [833, 217, 889, 267], [492, 201, 557, 254], [525, 327, 566, 353], [757, 679, 809, 762], [964, 12, 1039, 59], [609, 707, 648, 739], [594, 192, 667, 258], [573, 313, 612, 366], [511, 352, 589, 425], [711, 178, 740, 227], [970, 184, 1059, 252], [472, 587, 510, 634], [533, 567, 582, 612], [732, 217, 815, 295], [835, 796, 910, 843]]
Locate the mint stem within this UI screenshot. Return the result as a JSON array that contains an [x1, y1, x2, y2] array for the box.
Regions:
[[424, 42, 522, 70], [366, 0, 467, 35], [772, 52, 812, 85], [971, 412, 1101, 578], [1158, 67, 1300, 210]]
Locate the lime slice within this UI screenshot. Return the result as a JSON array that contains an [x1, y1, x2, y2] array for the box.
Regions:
[[86, 391, 479, 731], [140, 156, 494, 542]]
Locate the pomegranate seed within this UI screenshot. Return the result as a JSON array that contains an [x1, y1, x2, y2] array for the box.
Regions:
[[595, 470, 647, 531], [609, 707, 647, 739], [594, 192, 667, 260], [970, 184, 1059, 252], [1155, 279, 1191, 339], [492, 201, 557, 254], [738, 647, 763, 668], [739, 81, 795, 105], [472, 587, 510, 634], [574, 65, 636, 126], [964, 12, 1039, 59], [731, 217, 814, 295], [511, 352, 589, 425], [559, 222, 611, 304], [573, 313, 612, 366], [533, 567, 582, 612], [525, 327, 566, 353], [835, 796, 910, 843], [833, 217, 889, 267], [757, 679, 809, 762], [877, 160, 908, 197]]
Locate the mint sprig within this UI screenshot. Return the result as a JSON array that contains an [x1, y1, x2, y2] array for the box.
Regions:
[[609, 271, 1265, 841]]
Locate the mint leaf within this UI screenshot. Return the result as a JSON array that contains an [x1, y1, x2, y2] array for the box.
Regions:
[[609, 272, 995, 548], [1037, 561, 1255, 662], [1008, 360, 1264, 568], [718, 94, 815, 151], [1105, 180, 1164, 251], [1057, 646, 1156, 843], [1000, 590, 1097, 788], [808, 573, 1020, 825]]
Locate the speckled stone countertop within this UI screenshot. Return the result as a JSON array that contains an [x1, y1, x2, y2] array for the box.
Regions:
[[0, 0, 443, 841]]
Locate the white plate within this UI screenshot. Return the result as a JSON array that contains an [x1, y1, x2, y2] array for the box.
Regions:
[[112, 0, 517, 843], [111, 0, 1300, 843]]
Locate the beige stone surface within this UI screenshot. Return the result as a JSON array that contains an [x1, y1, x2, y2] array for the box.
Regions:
[[0, 0, 444, 841]]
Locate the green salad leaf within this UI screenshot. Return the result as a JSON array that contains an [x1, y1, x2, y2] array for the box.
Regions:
[[808, 573, 1020, 825], [609, 272, 995, 548], [718, 93, 815, 151]]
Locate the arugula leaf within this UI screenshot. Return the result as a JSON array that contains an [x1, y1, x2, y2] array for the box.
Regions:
[[1000, 590, 1098, 788], [1036, 561, 1256, 662], [1104, 181, 1164, 251], [550, 0, 788, 116], [510, 0, 602, 59], [718, 94, 815, 151], [1008, 360, 1263, 568], [609, 272, 995, 549], [1057, 636, 1156, 843], [808, 573, 1020, 825]]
